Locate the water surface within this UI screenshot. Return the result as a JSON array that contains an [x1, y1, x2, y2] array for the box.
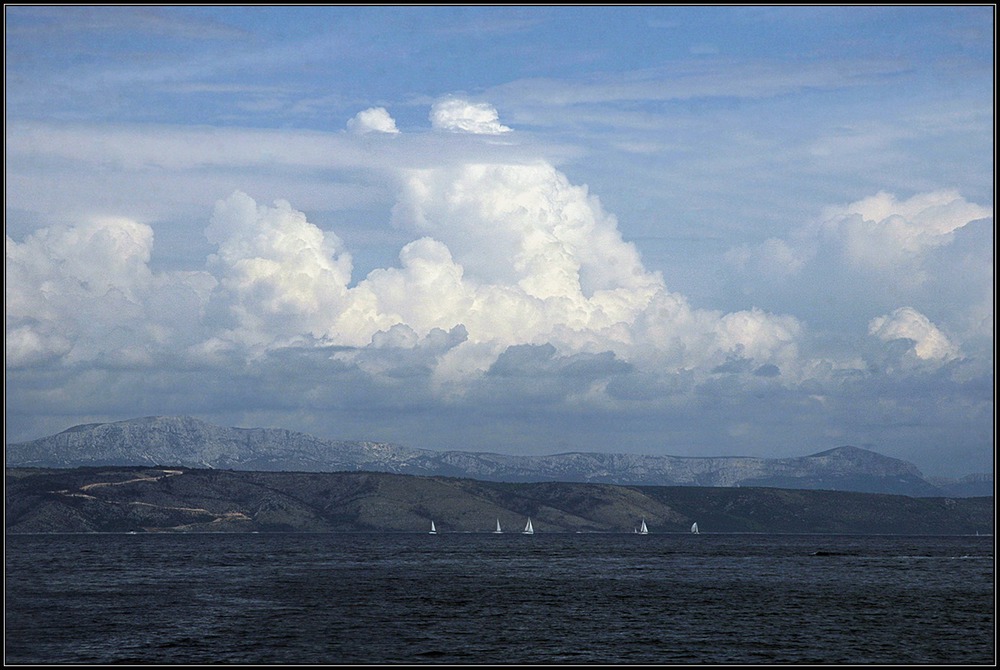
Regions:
[[5, 532, 994, 664]]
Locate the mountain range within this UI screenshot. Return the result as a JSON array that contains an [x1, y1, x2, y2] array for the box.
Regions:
[[6, 415, 992, 497]]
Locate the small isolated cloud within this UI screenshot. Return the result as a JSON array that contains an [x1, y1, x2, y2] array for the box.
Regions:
[[430, 98, 512, 134], [869, 307, 961, 363], [347, 107, 400, 134]]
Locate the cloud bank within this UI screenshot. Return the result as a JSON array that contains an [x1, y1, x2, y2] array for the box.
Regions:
[[8, 131, 807, 402], [15, 167, 977, 394], [5, 97, 992, 475]]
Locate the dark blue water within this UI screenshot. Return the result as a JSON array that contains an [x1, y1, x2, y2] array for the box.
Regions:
[[5, 533, 994, 664]]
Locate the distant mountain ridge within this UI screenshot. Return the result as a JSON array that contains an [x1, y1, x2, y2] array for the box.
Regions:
[[5, 415, 991, 497]]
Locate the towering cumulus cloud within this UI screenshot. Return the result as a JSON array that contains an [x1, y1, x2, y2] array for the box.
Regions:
[[204, 192, 355, 348], [181, 158, 803, 395], [5, 142, 805, 409]]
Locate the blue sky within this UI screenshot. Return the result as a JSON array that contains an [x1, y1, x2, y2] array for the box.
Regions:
[[5, 6, 994, 478]]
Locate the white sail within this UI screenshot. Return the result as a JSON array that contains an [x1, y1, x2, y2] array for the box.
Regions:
[[494, 519, 503, 534], [691, 522, 699, 534], [523, 518, 534, 534], [429, 520, 437, 535], [639, 519, 648, 535]]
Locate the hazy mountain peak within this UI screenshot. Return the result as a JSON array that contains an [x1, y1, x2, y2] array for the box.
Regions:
[[807, 445, 925, 477], [5, 416, 985, 497]]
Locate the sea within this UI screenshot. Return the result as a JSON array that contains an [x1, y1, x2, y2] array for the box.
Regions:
[[5, 532, 995, 665]]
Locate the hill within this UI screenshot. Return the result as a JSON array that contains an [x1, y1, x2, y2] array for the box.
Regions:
[[5, 466, 993, 535], [7, 415, 981, 497]]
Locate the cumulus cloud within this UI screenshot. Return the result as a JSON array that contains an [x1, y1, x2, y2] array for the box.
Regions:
[[391, 162, 658, 295], [430, 98, 512, 134], [5, 217, 214, 368], [730, 190, 992, 285], [819, 190, 992, 275], [204, 191, 355, 348], [347, 107, 400, 134], [7, 160, 809, 406], [724, 189, 993, 369], [869, 307, 961, 363]]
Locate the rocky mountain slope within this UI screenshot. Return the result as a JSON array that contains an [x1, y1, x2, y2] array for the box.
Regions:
[[5, 466, 992, 535], [6, 415, 988, 497]]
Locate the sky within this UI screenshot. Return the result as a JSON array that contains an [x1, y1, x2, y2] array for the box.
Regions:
[[4, 6, 994, 478]]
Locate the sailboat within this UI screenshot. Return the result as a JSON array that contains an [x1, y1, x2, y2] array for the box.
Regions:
[[429, 520, 437, 535], [523, 518, 534, 535], [691, 522, 700, 535], [639, 519, 649, 535], [494, 519, 503, 534]]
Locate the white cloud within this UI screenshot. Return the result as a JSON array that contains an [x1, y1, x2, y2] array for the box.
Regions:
[[391, 162, 659, 296], [4, 120, 573, 225], [347, 107, 400, 134], [204, 191, 354, 348], [733, 190, 992, 285], [257, 159, 803, 389], [7, 163, 807, 398], [869, 307, 961, 363], [5, 216, 214, 368], [820, 190, 993, 274], [430, 98, 512, 134], [725, 189, 993, 365]]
